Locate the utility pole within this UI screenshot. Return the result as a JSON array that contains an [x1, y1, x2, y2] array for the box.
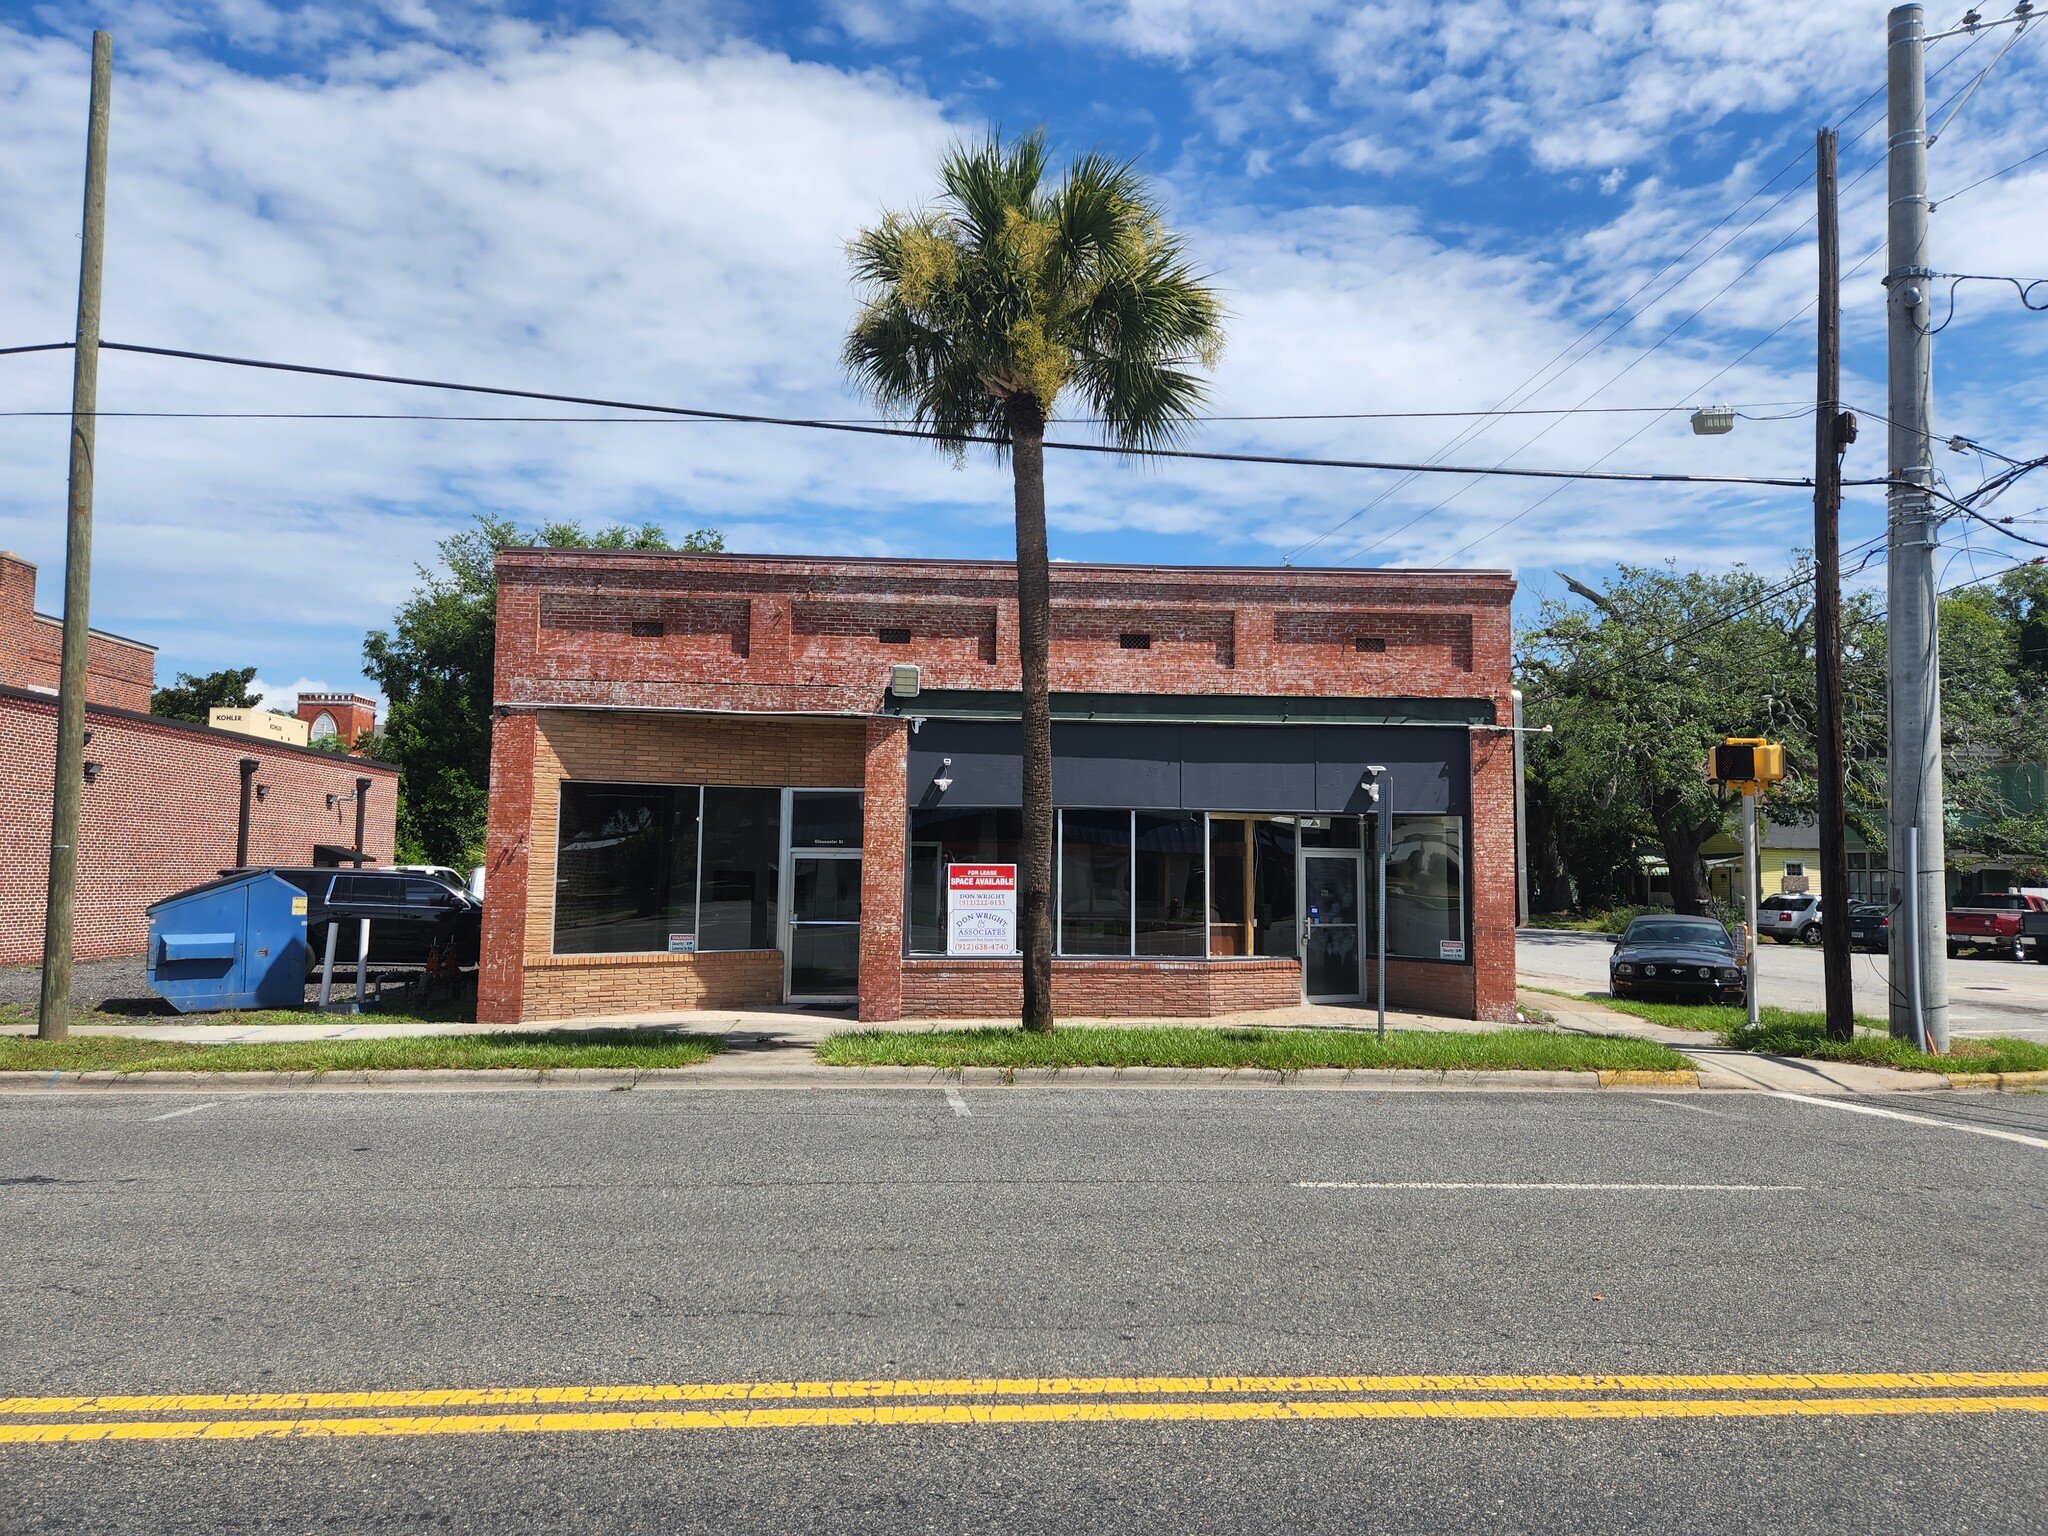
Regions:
[[1812, 129, 1856, 1045], [1885, 4, 1948, 1051], [36, 31, 113, 1044]]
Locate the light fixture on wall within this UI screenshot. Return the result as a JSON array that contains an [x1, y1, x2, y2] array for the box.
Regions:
[[327, 790, 359, 811], [82, 760, 101, 784], [932, 757, 954, 794], [255, 784, 269, 802], [889, 663, 921, 699]]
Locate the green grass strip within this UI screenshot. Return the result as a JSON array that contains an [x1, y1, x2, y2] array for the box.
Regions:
[[0, 1029, 726, 1075], [816, 1026, 1689, 1073], [1589, 998, 2048, 1075]]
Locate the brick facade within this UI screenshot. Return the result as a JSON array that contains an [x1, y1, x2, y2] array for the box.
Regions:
[[480, 551, 1517, 1026], [296, 691, 379, 745], [0, 551, 156, 712], [0, 688, 398, 965]]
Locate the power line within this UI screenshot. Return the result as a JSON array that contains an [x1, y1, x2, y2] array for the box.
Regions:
[[1931, 144, 2048, 208], [0, 338, 1834, 489]]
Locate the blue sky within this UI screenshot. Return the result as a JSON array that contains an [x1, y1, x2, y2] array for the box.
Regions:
[[2, 0, 2044, 710]]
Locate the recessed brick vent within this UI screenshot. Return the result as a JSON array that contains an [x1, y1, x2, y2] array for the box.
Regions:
[[877, 627, 912, 645], [1119, 633, 1152, 650], [629, 620, 665, 638], [1354, 636, 1387, 653]]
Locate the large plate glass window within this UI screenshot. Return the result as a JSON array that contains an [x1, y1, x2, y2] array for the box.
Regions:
[[1386, 814, 1465, 961], [1134, 812, 1205, 956], [554, 783, 699, 955], [908, 807, 1021, 955], [700, 787, 782, 950], [1058, 809, 1132, 956]]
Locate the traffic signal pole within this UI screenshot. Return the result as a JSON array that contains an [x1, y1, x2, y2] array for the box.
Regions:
[[1885, 3, 1949, 1051], [1742, 789, 1761, 1033]]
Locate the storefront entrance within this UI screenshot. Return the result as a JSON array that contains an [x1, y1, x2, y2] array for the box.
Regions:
[[785, 790, 863, 1002], [1301, 849, 1363, 1002]]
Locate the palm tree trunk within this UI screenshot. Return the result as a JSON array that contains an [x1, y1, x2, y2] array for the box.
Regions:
[[1008, 395, 1055, 1032]]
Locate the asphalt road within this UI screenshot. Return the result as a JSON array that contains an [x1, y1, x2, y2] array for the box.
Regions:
[[1519, 926, 2048, 1039], [5, 1085, 2045, 1533]]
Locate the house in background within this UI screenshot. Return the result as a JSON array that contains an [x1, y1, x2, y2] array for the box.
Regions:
[[0, 550, 398, 964]]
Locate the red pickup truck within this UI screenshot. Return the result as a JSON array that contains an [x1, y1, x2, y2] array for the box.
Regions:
[[1947, 893, 2048, 961]]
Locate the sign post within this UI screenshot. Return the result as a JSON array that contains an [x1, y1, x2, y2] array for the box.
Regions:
[[1710, 738, 1786, 1033], [946, 864, 1018, 957]]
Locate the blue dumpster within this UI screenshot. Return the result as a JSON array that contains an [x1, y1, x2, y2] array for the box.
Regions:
[[145, 870, 308, 1013]]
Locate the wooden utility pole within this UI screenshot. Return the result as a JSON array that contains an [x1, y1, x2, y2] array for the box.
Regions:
[[36, 31, 113, 1043], [1813, 128, 1856, 1044]]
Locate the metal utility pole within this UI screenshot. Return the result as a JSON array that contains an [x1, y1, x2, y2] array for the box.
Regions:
[[36, 31, 113, 1043], [1742, 789, 1761, 1033], [1812, 129, 1856, 1044], [1885, 4, 1949, 1050]]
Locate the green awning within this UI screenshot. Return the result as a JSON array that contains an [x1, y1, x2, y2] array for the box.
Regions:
[[880, 690, 1496, 727]]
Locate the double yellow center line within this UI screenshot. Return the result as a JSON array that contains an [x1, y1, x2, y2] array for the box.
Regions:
[[5, 1371, 2046, 1444]]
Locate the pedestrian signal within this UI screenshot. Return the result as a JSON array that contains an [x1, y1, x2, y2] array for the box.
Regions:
[[1710, 738, 1784, 787]]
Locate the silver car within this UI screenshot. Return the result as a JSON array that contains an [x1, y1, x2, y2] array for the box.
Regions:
[[1760, 892, 1822, 944]]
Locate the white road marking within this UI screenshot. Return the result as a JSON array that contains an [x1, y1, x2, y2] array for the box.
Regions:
[[1650, 1097, 1728, 1118], [943, 1087, 972, 1118], [1774, 1092, 2048, 1151], [146, 1102, 219, 1122], [1296, 1181, 1802, 1192]]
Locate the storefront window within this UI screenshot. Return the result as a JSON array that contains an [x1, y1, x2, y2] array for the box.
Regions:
[[908, 807, 1022, 955], [1059, 809, 1132, 955], [1386, 814, 1465, 962], [1253, 819, 1300, 958], [1135, 813, 1205, 955], [554, 783, 699, 955], [699, 787, 782, 951]]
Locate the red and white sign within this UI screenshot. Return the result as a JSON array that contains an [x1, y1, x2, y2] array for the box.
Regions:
[[947, 863, 1018, 956]]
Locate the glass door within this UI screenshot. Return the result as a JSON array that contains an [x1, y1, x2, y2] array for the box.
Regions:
[[1301, 850, 1363, 1002], [788, 854, 861, 997], [785, 790, 864, 1001]]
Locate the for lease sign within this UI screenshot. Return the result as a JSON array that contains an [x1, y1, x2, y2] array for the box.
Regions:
[[947, 863, 1018, 956]]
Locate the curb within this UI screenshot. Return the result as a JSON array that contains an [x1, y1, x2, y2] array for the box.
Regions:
[[1940, 1069, 2048, 1091], [0, 1064, 1700, 1094]]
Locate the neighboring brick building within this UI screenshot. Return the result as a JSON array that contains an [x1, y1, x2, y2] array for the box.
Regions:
[[0, 554, 399, 966], [297, 691, 378, 745], [478, 551, 1517, 1026], [0, 550, 155, 710]]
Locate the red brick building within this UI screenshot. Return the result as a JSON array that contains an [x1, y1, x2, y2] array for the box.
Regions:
[[478, 551, 1517, 1026], [0, 553, 399, 966], [297, 691, 378, 745]]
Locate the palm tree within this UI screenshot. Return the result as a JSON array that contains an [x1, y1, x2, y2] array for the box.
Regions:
[[844, 129, 1224, 1031]]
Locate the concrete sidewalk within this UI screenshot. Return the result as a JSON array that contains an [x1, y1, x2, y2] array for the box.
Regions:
[[0, 998, 1516, 1048], [1523, 988, 1950, 1095]]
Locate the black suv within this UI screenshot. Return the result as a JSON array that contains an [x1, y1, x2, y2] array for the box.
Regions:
[[265, 868, 483, 967]]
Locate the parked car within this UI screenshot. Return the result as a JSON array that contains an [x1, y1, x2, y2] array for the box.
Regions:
[[2023, 906, 2048, 964], [1608, 914, 1747, 1002], [1847, 902, 1891, 953], [268, 867, 483, 968], [1947, 892, 2048, 961], [1759, 892, 1823, 944]]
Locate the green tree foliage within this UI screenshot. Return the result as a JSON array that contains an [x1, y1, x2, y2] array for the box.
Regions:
[[843, 128, 1223, 1030], [1941, 564, 2048, 880], [150, 665, 260, 723], [1518, 561, 1884, 913], [363, 514, 722, 865]]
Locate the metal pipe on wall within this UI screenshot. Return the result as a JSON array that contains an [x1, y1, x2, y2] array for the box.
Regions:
[[353, 776, 371, 856], [235, 758, 258, 868]]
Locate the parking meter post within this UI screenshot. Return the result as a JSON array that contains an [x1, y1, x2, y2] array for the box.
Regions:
[[1743, 789, 1761, 1033], [354, 918, 370, 1013], [316, 921, 338, 1011]]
